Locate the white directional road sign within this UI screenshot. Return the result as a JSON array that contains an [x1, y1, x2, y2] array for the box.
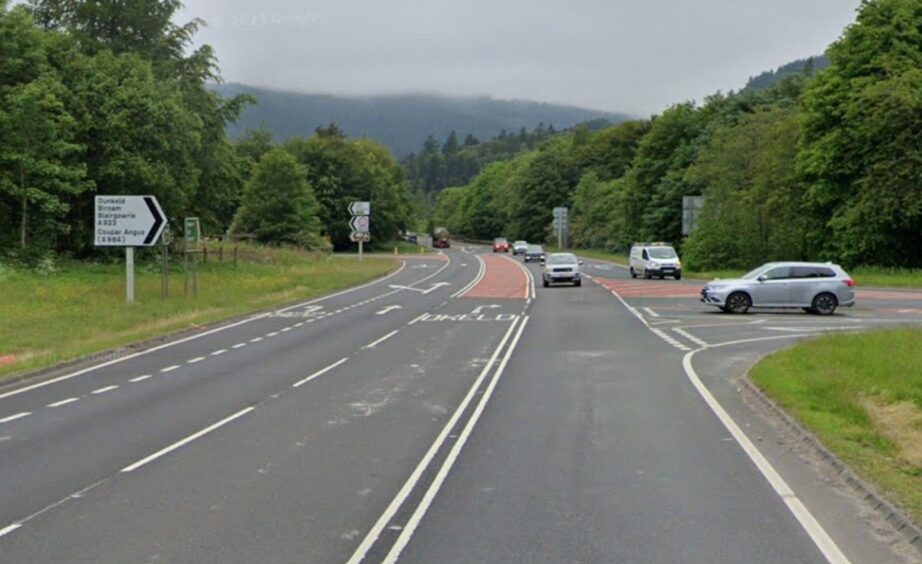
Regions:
[[349, 201, 370, 216], [350, 231, 370, 243], [95, 195, 167, 247], [351, 215, 370, 233]]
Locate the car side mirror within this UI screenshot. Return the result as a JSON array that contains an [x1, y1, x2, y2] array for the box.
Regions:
[[757, 275, 767, 282], [579, 260, 584, 266]]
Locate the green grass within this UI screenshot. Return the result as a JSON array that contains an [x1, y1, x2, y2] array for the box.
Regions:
[[751, 329, 922, 524], [0, 245, 396, 380]]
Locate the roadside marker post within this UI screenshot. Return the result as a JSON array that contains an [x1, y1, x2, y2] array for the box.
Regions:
[[183, 217, 201, 298], [94, 195, 167, 304]]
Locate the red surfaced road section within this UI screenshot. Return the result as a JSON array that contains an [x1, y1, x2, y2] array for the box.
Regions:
[[463, 255, 529, 299], [857, 289, 922, 301], [593, 277, 701, 299]]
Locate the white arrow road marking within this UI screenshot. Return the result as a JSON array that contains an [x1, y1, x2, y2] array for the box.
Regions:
[[471, 304, 501, 315], [388, 282, 451, 295], [376, 305, 403, 315]]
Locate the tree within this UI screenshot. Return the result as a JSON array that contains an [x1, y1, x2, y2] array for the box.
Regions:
[[799, 0, 922, 266], [0, 74, 88, 255], [232, 149, 320, 246]]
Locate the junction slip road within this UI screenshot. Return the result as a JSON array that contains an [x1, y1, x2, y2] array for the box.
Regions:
[[0, 243, 920, 563]]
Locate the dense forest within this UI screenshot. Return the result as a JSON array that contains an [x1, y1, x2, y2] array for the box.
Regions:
[[213, 84, 626, 157], [0, 0, 415, 260], [434, 0, 922, 270]]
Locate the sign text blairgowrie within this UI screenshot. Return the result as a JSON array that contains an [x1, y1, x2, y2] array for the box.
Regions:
[[94, 196, 166, 247]]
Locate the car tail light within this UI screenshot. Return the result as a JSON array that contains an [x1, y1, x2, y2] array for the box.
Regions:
[[843, 279, 855, 287]]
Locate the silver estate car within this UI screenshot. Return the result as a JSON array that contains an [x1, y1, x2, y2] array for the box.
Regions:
[[542, 253, 582, 287], [700, 262, 855, 315]]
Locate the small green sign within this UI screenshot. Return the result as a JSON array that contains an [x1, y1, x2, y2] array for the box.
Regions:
[[184, 217, 201, 247]]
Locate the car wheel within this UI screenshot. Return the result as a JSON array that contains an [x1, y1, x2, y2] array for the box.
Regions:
[[675, 274, 682, 280], [811, 293, 838, 315], [574, 279, 582, 287], [543, 278, 549, 287], [644, 269, 652, 280], [630, 268, 637, 279], [726, 292, 752, 314]]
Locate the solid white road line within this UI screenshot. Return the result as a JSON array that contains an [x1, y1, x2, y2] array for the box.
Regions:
[[47, 398, 79, 408], [160, 365, 181, 373], [91, 385, 119, 395], [0, 524, 22, 538], [347, 317, 521, 564], [362, 330, 399, 350], [0, 261, 410, 403], [383, 316, 530, 563], [129, 375, 152, 383], [187, 356, 206, 364], [292, 358, 349, 388], [450, 254, 486, 299], [682, 351, 850, 564], [121, 407, 254, 473], [0, 412, 31, 424]]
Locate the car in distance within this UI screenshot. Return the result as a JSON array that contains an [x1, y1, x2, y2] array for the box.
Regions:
[[432, 227, 450, 248], [523, 244, 545, 263], [701, 262, 855, 315], [630, 242, 682, 279], [542, 252, 582, 287], [512, 240, 528, 255], [404, 231, 418, 244], [493, 237, 510, 253]]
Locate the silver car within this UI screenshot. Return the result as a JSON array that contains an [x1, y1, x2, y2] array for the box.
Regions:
[[700, 262, 855, 315], [542, 253, 582, 287]]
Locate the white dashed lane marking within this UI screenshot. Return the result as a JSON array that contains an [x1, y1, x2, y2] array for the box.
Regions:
[[232, 343, 247, 349], [211, 350, 227, 357], [188, 357, 206, 364], [250, 337, 263, 343], [47, 398, 79, 408], [91, 386, 119, 395], [161, 365, 181, 373], [0, 412, 31, 424], [130, 375, 152, 383]]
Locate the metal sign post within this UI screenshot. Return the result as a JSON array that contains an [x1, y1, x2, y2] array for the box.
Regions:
[[553, 207, 569, 249], [94, 195, 167, 304], [349, 202, 370, 259]]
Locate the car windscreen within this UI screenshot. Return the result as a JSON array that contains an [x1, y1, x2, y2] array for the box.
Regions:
[[495, 238, 507, 243], [546, 254, 577, 265], [648, 247, 677, 259], [742, 266, 767, 279], [527, 246, 543, 253]]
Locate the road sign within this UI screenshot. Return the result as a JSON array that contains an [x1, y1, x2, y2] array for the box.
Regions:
[[350, 231, 370, 243], [184, 217, 201, 247], [349, 201, 370, 216], [682, 196, 705, 236], [94, 195, 167, 247], [350, 215, 370, 233]]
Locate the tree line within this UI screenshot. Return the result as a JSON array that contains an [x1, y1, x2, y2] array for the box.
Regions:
[[0, 0, 416, 262], [434, 0, 922, 270]]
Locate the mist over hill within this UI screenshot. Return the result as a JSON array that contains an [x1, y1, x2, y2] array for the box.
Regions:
[[212, 84, 628, 156]]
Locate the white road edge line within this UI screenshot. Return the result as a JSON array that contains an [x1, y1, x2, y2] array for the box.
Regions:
[[121, 407, 254, 473], [346, 316, 521, 564], [682, 350, 850, 564], [292, 357, 349, 388], [0, 524, 22, 538], [0, 412, 31, 424], [47, 398, 80, 408], [362, 330, 399, 350], [383, 316, 531, 563], [0, 261, 409, 402]]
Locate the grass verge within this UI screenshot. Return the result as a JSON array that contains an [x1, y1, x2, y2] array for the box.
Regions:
[[750, 328, 922, 525], [0, 245, 396, 381]]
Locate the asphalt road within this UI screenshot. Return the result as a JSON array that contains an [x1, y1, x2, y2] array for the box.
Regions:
[[0, 243, 920, 563]]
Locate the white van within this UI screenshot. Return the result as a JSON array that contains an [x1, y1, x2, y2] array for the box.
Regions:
[[629, 243, 682, 280]]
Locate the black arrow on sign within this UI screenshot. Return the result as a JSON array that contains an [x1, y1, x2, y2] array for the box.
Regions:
[[143, 196, 165, 245]]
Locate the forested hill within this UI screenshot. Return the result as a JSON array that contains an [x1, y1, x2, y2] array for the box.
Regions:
[[212, 84, 627, 157], [743, 55, 830, 92]]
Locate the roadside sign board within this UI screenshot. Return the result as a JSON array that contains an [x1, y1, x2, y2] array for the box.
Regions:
[[350, 215, 370, 233], [94, 195, 167, 247], [184, 217, 201, 247], [349, 201, 370, 216], [682, 196, 705, 236], [350, 231, 371, 243]]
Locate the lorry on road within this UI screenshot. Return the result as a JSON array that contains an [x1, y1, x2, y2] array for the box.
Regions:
[[432, 227, 451, 248]]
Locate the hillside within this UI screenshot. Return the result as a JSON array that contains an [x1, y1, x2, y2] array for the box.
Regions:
[[743, 55, 830, 92], [212, 84, 628, 156]]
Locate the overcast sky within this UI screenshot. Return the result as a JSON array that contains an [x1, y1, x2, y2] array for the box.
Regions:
[[178, 0, 859, 116]]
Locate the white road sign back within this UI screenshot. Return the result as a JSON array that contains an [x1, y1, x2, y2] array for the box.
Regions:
[[349, 201, 370, 216], [95, 195, 167, 247], [350, 215, 370, 233]]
